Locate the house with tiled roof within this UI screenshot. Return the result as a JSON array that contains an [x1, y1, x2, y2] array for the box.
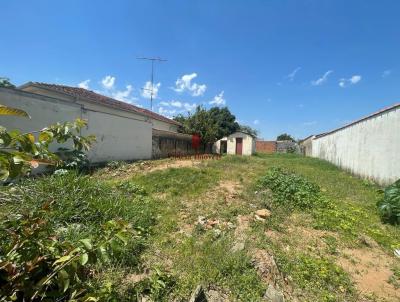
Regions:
[[0, 82, 195, 162], [19, 82, 181, 132]]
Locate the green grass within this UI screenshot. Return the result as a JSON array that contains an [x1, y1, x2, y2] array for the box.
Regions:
[[254, 153, 400, 250], [275, 251, 355, 302], [131, 167, 219, 197], [1, 154, 399, 301], [171, 234, 265, 301], [0, 171, 159, 299]]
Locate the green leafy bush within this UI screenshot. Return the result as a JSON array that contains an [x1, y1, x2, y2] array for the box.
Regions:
[[258, 167, 329, 209], [377, 179, 400, 225], [56, 148, 90, 171], [0, 202, 132, 301], [0, 118, 95, 181], [130, 268, 176, 301], [0, 172, 159, 300]]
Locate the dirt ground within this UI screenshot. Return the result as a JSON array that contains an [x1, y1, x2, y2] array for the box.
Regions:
[[338, 248, 400, 301], [97, 156, 400, 301]]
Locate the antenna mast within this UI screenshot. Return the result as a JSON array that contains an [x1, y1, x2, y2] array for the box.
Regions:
[[137, 56, 167, 110]]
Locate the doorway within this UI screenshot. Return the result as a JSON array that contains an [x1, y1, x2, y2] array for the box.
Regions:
[[220, 140, 227, 154], [235, 138, 243, 155]]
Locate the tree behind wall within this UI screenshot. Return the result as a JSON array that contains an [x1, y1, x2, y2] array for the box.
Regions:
[[174, 106, 239, 144], [277, 133, 295, 142], [0, 77, 16, 88], [239, 124, 258, 137]]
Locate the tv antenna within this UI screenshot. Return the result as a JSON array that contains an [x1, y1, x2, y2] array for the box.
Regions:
[[137, 56, 167, 110]]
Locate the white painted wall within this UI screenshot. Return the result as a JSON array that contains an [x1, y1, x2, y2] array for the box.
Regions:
[[0, 88, 152, 162], [151, 119, 179, 132], [214, 132, 255, 156], [312, 106, 400, 185]]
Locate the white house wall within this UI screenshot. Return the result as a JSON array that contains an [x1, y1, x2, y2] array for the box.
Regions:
[[84, 110, 151, 162], [151, 118, 178, 132], [312, 106, 400, 185], [0, 88, 152, 162]]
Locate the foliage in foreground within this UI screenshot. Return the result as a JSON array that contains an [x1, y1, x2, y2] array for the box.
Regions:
[[0, 117, 95, 181], [377, 179, 400, 225], [0, 205, 131, 301], [258, 167, 329, 209], [0, 172, 158, 301]]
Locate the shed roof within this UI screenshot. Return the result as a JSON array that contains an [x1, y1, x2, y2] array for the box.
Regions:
[[232, 130, 257, 138], [19, 82, 181, 126], [314, 103, 400, 139]]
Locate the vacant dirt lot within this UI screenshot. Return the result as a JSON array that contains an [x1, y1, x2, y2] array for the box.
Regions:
[[94, 154, 400, 301]]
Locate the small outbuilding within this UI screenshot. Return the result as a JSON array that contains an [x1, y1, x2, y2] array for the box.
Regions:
[[214, 131, 256, 156]]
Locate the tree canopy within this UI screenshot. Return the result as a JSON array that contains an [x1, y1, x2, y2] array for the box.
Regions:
[[239, 124, 258, 137], [0, 77, 16, 88], [174, 106, 240, 144], [277, 133, 296, 142]]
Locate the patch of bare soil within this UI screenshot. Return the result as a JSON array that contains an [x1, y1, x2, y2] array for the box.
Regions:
[[177, 180, 243, 237], [93, 159, 204, 181], [265, 225, 337, 253], [149, 159, 202, 172], [206, 180, 243, 205], [338, 247, 400, 301]]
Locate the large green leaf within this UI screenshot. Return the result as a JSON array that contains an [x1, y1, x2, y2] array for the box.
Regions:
[[0, 104, 30, 117]]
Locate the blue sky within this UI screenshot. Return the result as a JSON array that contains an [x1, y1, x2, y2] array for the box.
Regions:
[[1, 0, 399, 139]]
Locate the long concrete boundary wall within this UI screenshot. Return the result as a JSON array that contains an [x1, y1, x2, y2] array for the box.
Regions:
[[312, 105, 400, 185], [0, 87, 152, 162]]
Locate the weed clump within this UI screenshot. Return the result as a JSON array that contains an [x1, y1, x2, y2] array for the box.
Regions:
[[276, 252, 355, 301], [377, 179, 400, 225], [258, 167, 329, 209]]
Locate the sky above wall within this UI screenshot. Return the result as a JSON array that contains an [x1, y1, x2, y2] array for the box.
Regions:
[[1, 0, 399, 139]]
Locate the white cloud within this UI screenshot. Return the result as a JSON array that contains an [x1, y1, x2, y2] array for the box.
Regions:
[[78, 79, 90, 89], [382, 70, 391, 78], [173, 73, 207, 96], [157, 100, 197, 114], [253, 119, 260, 125], [158, 106, 177, 118], [311, 70, 333, 86], [209, 91, 226, 106], [101, 75, 115, 90], [141, 81, 161, 99], [112, 85, 136, 103], [339, 75, 362, 88], [287, 67, 301, 81], [183, 102, 197, 111], [170, 100, 182, 108]]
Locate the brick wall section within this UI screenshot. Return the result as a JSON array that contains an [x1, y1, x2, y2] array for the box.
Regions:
[[256, 141, 277, 153]]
